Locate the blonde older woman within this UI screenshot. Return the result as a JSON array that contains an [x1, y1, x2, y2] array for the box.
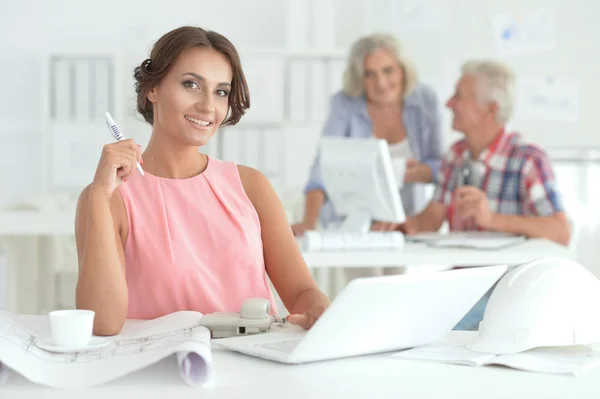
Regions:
[[292, 33, 443, 236]]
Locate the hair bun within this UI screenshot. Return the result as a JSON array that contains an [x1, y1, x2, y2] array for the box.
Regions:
[[142, 58, 152, 71]]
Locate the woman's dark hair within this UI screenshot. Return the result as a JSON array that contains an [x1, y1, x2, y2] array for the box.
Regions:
[[133, 26, 250, 127]]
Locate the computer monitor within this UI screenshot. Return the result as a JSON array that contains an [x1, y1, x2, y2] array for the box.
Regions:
[[319, 137, 405, 232]]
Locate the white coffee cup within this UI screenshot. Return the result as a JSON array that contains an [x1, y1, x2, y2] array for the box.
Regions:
[[49, 309, 95, 349]]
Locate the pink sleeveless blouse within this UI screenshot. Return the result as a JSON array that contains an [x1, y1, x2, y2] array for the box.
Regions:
[[118, 156, 277, 319]]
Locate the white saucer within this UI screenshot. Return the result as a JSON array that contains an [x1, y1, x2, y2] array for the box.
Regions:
[[35, 337, 112, 353]]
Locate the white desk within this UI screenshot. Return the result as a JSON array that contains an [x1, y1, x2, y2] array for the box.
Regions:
[[0, 212, 578, 313], [303, 238, 576, 297], [302, 238, 576, 268], [2, 332, 599, 399], [0, 211, 75, 236], [0, 211, 76, 315], [2, 212, 574, 267]]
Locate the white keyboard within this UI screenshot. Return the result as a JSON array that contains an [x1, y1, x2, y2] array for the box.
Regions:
[[257, 338, 302, 353], [297, 231, 405, 251]]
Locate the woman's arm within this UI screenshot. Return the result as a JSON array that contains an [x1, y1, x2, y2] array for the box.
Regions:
[[403, 85, 444, 184], [74, 139, 141, 335], [240, 166, 330, 329], [75, 186, 129, 335], [298, 190, 326, 229], [421, 85, 444, 181]]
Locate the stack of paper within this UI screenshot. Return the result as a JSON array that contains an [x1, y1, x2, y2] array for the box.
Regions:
[[394, 334, 600, 375], [407, 232, 526, 250]]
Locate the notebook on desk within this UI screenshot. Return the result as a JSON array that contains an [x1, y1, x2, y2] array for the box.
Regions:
[[407, 232, 526, 250]]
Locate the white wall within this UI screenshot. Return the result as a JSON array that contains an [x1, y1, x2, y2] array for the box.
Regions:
[[2, 0, 600, 209], [0, 0, 287, 206]]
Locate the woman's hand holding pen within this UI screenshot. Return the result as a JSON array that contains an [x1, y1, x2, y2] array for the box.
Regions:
[[90, 140, 143, 198]]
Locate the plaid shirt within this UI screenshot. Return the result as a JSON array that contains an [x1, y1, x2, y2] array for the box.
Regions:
[[432, 130, 564, 231]]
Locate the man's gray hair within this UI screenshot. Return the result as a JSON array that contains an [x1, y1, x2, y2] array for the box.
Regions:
[[461, 60, 516, 124]]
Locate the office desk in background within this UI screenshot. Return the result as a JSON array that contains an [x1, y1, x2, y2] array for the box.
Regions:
[[0, 212, 578, 312], [0, 211, 75, 315], [2, 332, 599, 399], [303, 238, 576, 297], [302, 238, 575, 268], [0, 211, 75, 236]]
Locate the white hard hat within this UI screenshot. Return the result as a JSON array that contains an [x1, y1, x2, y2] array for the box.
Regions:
[[466, 256, 600, 355]]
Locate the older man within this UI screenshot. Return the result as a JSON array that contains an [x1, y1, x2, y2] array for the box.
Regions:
[[403, 60, 570, 245], [401, 60, 571, 330]]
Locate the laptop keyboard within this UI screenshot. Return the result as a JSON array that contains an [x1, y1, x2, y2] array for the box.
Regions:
[[257, 338, 302, 353]]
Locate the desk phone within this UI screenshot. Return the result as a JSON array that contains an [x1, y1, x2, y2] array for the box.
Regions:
[[199, 298, 287, 338]]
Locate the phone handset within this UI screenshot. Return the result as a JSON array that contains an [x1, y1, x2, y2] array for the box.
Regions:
[[199, 298, 287, 339]]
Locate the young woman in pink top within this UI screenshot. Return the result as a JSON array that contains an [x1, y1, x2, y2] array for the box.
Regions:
[[74, 26, 330, 335]]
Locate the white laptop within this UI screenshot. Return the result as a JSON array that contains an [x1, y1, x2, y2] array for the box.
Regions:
[[216, 265, 508, 364]]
